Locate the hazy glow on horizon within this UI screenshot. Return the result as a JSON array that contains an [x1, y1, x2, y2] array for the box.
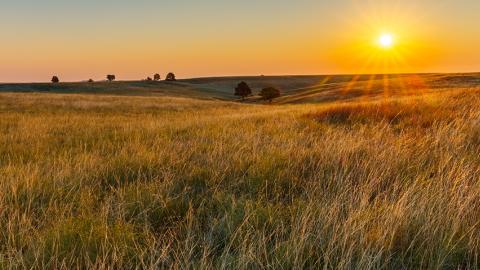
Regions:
[[1, 0, 480, 82]]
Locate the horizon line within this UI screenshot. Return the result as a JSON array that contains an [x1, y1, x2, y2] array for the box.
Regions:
[[1, 71, 479, 84]]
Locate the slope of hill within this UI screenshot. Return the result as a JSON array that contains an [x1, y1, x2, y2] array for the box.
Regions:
[[0, 81, 229, 99], [1, 73, 479, 104], [185, 73, 480, 103]]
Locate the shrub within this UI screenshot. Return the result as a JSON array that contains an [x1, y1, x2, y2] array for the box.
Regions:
[[154, 73, 161, 81], [51, 76, 59, 83]]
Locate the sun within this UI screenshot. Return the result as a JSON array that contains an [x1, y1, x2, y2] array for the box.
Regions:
[[378, 33, 394, 48]]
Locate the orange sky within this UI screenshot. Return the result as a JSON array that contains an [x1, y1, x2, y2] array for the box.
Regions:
[[1, 0, 480, 82]]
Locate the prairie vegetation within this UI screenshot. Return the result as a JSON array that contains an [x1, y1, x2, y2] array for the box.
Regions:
[[0, 75, 480, 269]]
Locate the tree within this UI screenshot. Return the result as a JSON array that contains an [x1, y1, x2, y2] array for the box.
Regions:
[[154, 73, 161, 81], [234, 81, 252, 100], [107, 75, 116, 82], [51, 76, 59, 83], [165, 72, 176, 81], [146, 77, 152, 81], [259, 87, 281, 103], [88, 79, 94, 83]]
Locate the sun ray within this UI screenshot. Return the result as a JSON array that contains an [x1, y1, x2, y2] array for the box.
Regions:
[[360, 74, 378, 102], [343, 74, 362, 96], [382, 74, 388, 97]]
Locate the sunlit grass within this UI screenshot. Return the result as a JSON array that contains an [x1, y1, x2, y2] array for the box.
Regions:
[[0, 86, 479, 269]]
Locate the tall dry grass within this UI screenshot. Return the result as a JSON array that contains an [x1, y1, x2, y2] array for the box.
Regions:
[[0, 89, 479, 269]]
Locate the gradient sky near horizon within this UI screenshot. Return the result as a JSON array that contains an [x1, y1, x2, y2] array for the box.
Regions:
[[1, 0, 480, 82]]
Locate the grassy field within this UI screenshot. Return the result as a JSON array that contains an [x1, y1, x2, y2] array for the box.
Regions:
[[1, 74, 480, 269]]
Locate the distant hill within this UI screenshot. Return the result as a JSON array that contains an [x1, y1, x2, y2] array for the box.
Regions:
[[0, 81, 231, 100], [1, 73, 479, 104]]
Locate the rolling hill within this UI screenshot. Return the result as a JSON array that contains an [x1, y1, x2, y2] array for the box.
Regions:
[[1, 73, 479, 104]]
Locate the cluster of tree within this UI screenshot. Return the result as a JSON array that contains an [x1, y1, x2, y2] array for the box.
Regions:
[[126, 73, 177, 82], [145, 73, 176, 81], [234, 81, 281, 102], [51, 72, 177, 83]]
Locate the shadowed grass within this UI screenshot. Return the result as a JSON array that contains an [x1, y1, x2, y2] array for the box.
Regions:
[[307, 99, 459, 128]]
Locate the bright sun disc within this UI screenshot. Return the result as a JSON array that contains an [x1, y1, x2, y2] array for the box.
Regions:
[[379, 33, 394, 48]]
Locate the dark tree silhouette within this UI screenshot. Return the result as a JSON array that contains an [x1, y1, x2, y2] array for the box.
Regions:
[[259, 87, 281, 103], [234, 81, 252, 100], [88, 79, 94, 83], [51, 76, 59, 83], [107, 75, 116, 82], [154, 73, 161, 81], [146, 77, 152, 81], [165, 72, 176, 81]]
